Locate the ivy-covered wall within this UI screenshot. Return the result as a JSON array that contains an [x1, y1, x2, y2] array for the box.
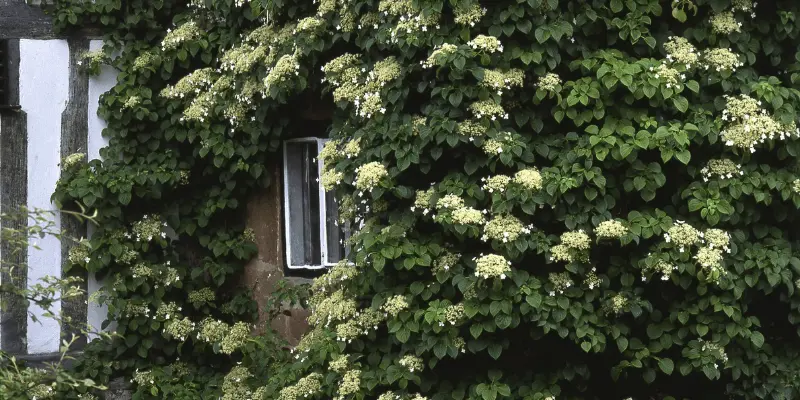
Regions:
[[49, 0, 800, 399]]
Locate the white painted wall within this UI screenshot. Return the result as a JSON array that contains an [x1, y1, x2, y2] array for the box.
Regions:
[[86, 39, 116, 339], [20, 39, 70, 354]]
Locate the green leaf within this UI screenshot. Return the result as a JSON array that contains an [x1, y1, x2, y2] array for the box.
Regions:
[[488, 343, 502, 359], [470, 324, 483, 339], [517, 20, 532, 34], [616, 337, 628, 352], [696, 324, 709, 337], [449, 91, 463, 107], [672, 96, 689, 113], [658, 358, 674, 375], [534, 28, 550, 43], [672, 8, 687, 22], [675, 150, 691, 164], [751, 331, 765, 348], [647, 324, 663, 339], [581, 342, 592, 352]]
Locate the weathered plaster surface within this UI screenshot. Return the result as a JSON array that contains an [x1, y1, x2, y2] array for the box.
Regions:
[[20, 38, 69, 354], [243, 161, 310, 345]]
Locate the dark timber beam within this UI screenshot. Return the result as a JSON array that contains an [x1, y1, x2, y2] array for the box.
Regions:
[[60, 37, 89, 349], [0, 38, 29, 354], [0, 0, 55, 40], [0, 0, 102, 40]]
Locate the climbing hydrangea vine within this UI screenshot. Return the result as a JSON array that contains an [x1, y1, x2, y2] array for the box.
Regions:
[[51, 0, 800, 399]]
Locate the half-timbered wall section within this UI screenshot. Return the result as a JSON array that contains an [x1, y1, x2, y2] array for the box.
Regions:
[[0, 0, 117, 357]]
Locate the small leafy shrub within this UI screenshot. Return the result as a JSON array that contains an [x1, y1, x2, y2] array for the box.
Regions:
[[0, 208, 106, 399], [51, 0, 800, 399]]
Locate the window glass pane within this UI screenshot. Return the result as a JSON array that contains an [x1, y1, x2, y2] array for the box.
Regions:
[[285, 141, 322, 267], [324, 194, 350, 264]]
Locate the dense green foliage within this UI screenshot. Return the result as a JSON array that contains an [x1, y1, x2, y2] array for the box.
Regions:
[[51, 0, 800, 398]]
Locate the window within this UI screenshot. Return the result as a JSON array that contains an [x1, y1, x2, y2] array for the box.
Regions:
[[283, 138, 350, 269]]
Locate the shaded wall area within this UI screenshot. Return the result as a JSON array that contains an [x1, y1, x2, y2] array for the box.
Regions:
[[242, 160, 311, 346]]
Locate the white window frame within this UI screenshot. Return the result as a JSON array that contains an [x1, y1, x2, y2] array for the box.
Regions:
[[283, 137, 342, 270]]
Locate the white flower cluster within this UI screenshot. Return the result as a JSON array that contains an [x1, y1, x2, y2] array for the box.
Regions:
[[664, 221, 731, 283], [607, 294, 628, 314], [664, 220, 700, 252], [663, 36, 743, 72], [411, 188, 434, 214], [398, 355, 424, 372], [474, 253, 512, 279], [329, 355, 349, 373], [264, 54, 301, 92], [162, 21, 201, 52], [62, 153, 86, 170], [219, 44, 268, 75], [308, 290, 357, 327], [643, 257, 678, 281], [482, 175, 511, 193], [132, 369, 155, 387], [67, 241, 91, 265], [699, 339, 729, 368], [468, 35, 503, 53], [323, 55, 401, 118], [550, 229, 592, 263], [434, 252, 460, 273], [161, 68, 214, 99], [702, 47, 744, 72], [383, 295, 410, 316], [456, 120, 487, 139], [664, 36, 699, 68], [710, 12, 742, 35], [701, 159, 744, 181], [513, 168, 543, 191], [584, 268, 602, 289], [421, 43, 458, 68], [451, 207, 486, 225], [181, 91, 214, 123], [131, 214, 168, 242], [354, 162, 388, 192], [483, 214, 529, 242], [469, 100, 508, 120], [649, 63, 685, 89], [436, 194, 465, 210], [444, 303, 465, 325], [294, 17, 324, 36], [481, 69, 524, 95], [320, 169, 344, 191], [732, 0, 756, 16], [279, 373, 323, 400], [336, 370, 361, 398], [595, 220, 628, 239], [548, 272, 573, 296], [454, 4, 486, 26], [132, 51, 160, 71], [377, 0, 440, 42], [536, 73, 561, 91], [720, 95, 799, 153], [164, 317, 194, 341]]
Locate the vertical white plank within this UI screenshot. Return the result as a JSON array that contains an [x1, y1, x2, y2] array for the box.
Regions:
[[20, 39, 70, 354], [86, 39, 117, 338]]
